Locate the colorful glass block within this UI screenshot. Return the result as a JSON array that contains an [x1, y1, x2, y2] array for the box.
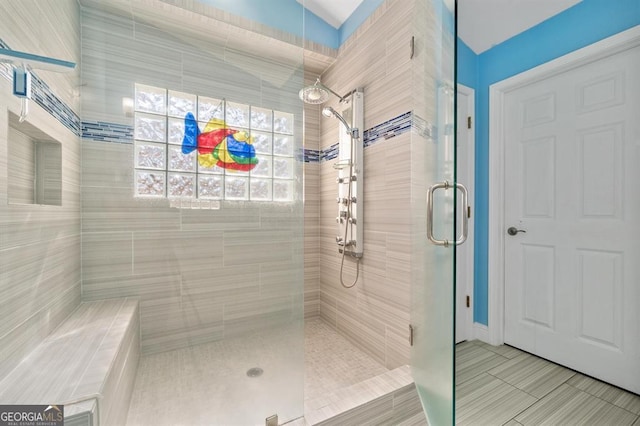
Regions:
[[251, 131, 272, 155], [136, 171, 165, 196], [181, 112, 258, 172], [198, 97, 224, 122], [274, 111, 294, 134], [273, 180, 293, 201], [274, 135, 293, 156], [225, 102, 249, 128], [135, 84, 166, 114], [168, 173, 195, 197], [198, 175, 223, 199], [225, 177, 248, 200], [250, 178, 272, 201], [273, 157, 293, 179], [251, 107, 272, 131], [135, 113, 166, 142], [168, 118, 185, 144], [135, 142, 166, 170], [168, 146, 196, 172], [250, 155, 272, 178], [168, 90, 196, 117]]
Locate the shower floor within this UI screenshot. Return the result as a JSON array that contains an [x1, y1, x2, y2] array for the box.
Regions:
[[125, 318, 388, 426]]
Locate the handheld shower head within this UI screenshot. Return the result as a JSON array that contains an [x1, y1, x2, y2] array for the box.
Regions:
[[299, 78, 345, 105], [322, 107, 359, 139]]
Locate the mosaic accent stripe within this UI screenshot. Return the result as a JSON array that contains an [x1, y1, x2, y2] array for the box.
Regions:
[[320, 143, 339, 162], [79, 113, 418, 163], [31, 74, 81, 136], [0, 39, 81, 137], [82, 121, 134, 144], [362, 111, 412, 147], [301, 148, 320, 163], [319, 111, 414, 163]]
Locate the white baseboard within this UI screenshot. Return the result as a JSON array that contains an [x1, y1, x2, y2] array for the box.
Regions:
[[472, 323, 490, 344]]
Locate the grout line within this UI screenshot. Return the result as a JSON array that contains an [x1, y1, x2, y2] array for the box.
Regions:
[[563, 380, 640, 418]]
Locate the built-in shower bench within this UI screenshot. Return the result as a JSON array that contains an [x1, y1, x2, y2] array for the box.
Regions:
[[0, 298, 139, 426]]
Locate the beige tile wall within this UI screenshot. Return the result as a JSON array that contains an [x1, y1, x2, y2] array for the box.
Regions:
[[317, 0, 422, 369], [80, 5, 309, 355], [0, 0, 82, 379], [303, 72, 322, 319]]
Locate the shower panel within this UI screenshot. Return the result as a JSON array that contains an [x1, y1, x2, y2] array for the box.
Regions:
[[334, 89, 364, 259]]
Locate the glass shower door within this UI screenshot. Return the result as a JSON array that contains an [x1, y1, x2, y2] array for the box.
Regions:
[[410, 0, 456, 424]]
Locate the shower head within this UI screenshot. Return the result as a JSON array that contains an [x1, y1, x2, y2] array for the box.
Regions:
[[299, 78, 345, 105], [322, 106, 359, 139]]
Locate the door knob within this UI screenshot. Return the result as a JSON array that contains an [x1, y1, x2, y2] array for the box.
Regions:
[[507, 227, 526, 236]]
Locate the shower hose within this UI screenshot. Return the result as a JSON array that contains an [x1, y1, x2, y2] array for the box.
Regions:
[[339, 135, 360, 289]]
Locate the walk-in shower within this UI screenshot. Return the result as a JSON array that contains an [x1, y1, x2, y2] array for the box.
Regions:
[[0, 0, 455, 424], [300, 80, 364, 288]]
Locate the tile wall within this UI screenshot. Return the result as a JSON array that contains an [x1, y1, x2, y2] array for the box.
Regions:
[[303, 72, 322, 319], [317, 0, 418, 369], [0, 0, 82, 378], [79, 4, 310, 354], [0, 0, 440, 379]]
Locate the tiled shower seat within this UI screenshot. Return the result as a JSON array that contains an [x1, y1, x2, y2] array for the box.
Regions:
[[0, 298, 140, 426]]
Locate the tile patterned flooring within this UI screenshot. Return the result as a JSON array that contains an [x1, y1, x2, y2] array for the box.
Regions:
[[126, 318, 388, 425], [126, 326, 640, 425], [456, 340, 640, 426]]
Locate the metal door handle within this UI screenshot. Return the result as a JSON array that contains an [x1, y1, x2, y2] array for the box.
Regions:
[[507, 226, 526, 236], [426, 181, 469, 247]]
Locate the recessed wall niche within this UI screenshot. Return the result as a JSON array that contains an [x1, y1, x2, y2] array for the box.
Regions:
[[7, 112, 62, 206]]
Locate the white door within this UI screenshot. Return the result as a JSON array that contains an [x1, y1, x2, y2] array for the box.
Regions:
[[503, 45, 640, 393], [456, 86, 474, 344]]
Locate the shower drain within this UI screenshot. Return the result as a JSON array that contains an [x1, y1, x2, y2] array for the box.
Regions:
[[246, 367, 264, 377]]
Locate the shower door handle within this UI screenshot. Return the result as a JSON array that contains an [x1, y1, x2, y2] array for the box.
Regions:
[[426, 181, 469, 247]]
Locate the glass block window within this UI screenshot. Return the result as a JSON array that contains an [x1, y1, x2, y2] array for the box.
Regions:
[[134, 84, 296, 202]]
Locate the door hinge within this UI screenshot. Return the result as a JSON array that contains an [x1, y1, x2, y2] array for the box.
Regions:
[[265, 414, 278, 426], [467, 116, 472, 129], [409, 324, 414, 346], [410, 36, 415, 59], [467, 205, 471, 218], [466, 295, 470, 308]]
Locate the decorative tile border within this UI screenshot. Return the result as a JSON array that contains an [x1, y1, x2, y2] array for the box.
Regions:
[[301, 148, 320, 163], [82, 121, 133, 144], [320, 144, 339, 162], [319, 111, 415, 163], [0, 39, 81, 137], [0, 40, 421, 162], [363, 111, 412, 147]]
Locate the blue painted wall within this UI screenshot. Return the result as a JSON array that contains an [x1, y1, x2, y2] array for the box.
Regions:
[[456, 38, 477, 89], [470, 0, 640, 325]]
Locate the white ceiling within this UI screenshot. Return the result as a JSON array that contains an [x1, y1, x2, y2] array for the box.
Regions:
[[297, 0, 365, 29], [301, 0, 582, 53], [459, 0, 582, 53]]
